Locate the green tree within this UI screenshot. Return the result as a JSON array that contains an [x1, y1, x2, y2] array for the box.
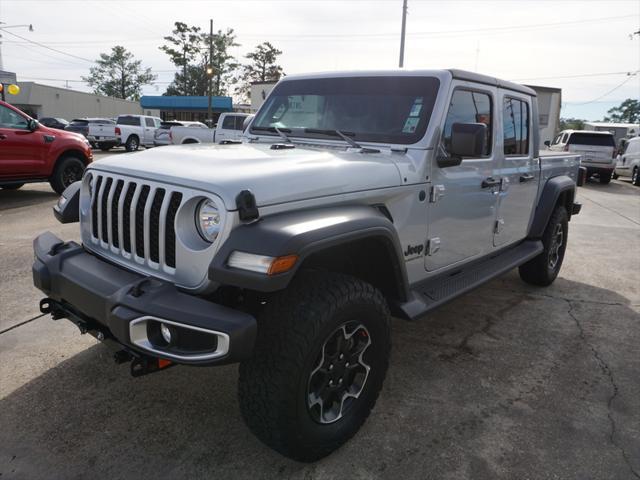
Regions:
[[236, 42, 284, 101], [602, 98, 639, 123], [160, 22, 240, 97], [210, 28, 240, 96], [83, 46, 155, 100], [559, 118, 586, 131], [160, 22, 203, 95]]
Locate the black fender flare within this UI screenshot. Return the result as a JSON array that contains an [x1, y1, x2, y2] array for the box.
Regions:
[[209, 205, 409, 299], [528, 175, 576, 238]]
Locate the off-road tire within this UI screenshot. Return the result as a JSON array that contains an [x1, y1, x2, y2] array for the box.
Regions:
[[125, 135, 139, 152], [599, 171, 612, 184], [49, 156, 85, 195], [519, 206, 568, 286], [238, 271, 391, 462], [1, 183, 24, 190], [632, 167, 640, 187]]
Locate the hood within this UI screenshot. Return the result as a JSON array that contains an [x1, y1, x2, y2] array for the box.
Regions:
[[89, 143, 403, 209]]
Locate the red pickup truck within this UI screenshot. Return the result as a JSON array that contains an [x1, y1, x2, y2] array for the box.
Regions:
[[0, 100, 93, 194]]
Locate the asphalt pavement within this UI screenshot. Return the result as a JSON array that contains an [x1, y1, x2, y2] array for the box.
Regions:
[[0, 165, 639, 480]]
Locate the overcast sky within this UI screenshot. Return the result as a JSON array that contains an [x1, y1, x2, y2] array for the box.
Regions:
[[1, 0, 638, 120]]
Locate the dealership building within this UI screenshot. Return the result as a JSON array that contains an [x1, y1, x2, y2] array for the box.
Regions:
[[139, 95, 234, 123], [6, 81, 151, 120]]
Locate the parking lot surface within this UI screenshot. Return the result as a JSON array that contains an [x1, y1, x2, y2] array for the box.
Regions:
[[1, 165, 639, 479]]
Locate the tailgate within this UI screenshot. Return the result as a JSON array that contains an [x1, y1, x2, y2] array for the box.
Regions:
[[569, 145, 614, 164]]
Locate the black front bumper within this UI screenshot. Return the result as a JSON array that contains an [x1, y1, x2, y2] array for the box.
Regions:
[[32, 232, 256, 365]]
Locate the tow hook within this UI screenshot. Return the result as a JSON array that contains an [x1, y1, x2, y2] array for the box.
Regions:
[[130, 356, 174, 378]]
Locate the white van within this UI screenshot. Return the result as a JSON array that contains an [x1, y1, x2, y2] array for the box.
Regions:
[[614, 136, 640, 186], [549, 130, 616, 184]]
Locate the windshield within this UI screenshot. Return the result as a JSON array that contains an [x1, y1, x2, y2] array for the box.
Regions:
[[251, 76, 440, 145]]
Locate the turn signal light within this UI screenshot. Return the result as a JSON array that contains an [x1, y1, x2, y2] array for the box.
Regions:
[[268, 255, 298, 276]]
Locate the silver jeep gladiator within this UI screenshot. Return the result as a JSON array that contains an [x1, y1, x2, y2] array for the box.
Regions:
[[33, 69, 585, 462]]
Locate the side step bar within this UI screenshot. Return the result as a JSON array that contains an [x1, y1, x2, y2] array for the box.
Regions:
[[399, 240, 543, 320]]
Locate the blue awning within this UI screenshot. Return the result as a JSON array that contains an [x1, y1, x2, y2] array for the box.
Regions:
[[140, 95, 233, 111]]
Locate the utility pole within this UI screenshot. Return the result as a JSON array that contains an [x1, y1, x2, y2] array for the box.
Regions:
[[398, 0, 408, 68], [207, 18, 213, 127]]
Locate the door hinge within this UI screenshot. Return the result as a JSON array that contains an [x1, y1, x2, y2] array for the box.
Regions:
[[494, 218, 505, 234], [427, 237, 441, 255], [429, 184, 445, 203]]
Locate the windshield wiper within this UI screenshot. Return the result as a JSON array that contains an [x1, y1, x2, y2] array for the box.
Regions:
[[303, 128, 380, 153], [251, 126, 292, 143]]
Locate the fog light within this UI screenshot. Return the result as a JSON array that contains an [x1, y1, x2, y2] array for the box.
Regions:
[[160, 323, 172, 344]]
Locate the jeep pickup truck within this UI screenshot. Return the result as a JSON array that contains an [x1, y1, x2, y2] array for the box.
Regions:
[[32, 70, 584, 462]]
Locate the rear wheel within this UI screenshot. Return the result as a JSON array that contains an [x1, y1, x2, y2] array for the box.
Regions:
[[49, 156, 85, 194], [599, 170, 612, 184], [1, 183, 24, 190], [519, 206, 568, 286], [125, 135, 139, 152], [632, 167, 640, 186], [238, 271, 391, 462]]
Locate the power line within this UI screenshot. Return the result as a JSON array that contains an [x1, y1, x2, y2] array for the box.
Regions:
[[573, 72, 639, 105], [0, 28, 94, 62], [513, 71, 638, 81]]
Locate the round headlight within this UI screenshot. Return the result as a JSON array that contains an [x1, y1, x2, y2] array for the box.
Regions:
[[196, 199, 222, 243]]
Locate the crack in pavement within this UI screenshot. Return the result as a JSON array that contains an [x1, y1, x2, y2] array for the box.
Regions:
[[579, 193, 640, 227], [0, 313, 46, 336], [564, 298, 640, 479], [438, 296, 525, 360], [502, 288, 633, 308]]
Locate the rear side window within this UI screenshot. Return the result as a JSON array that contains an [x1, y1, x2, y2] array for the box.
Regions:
[[503, 97, 530, 155], [69, 119, 88, 126], [222, 115, 236, 130], [568, 133, 615, 147], [89, 119, 114, 124], [145, 118, 155, 127], [117, 116, 140, 126], [442, 89, 492, 156]]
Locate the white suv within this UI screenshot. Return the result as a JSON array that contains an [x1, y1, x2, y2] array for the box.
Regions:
[[549, 130, 616, 184], [614, 136, 640, 186]]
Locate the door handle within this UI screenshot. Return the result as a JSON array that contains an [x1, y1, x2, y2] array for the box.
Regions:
[[519, 173, 535, 182], [481, 177, 501, 188]]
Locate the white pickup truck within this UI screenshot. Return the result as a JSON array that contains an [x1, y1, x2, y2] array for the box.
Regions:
[[111, 114, 163, 152], [169, 112, 252, 145]]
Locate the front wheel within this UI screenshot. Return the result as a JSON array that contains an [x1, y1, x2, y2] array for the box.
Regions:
[[49, 156, 85, 194], [238, 272, 391, 462], [632, 167, 640, 187], [519, 206, 568, 286]]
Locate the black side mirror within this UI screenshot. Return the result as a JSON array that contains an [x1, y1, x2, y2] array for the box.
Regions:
[[27, 119, 39, 132], [438, 122, 487, 168], [242, 115, 254, 132], [53, 181, 81, 223], [544, 140, 551, 147]]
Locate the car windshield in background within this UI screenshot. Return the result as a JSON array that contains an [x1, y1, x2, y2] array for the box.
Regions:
[[250, 76, 440, 145], [89, 119, 114, 124], [568, 133, 615, 147]]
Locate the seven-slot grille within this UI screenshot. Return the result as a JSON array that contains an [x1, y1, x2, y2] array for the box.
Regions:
[[90, 174, 183, 269]]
